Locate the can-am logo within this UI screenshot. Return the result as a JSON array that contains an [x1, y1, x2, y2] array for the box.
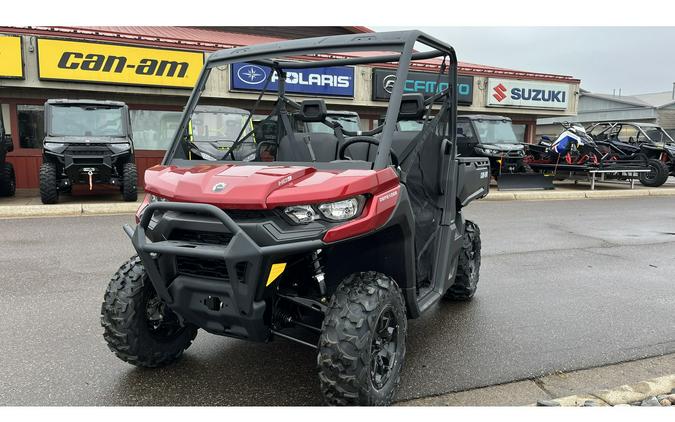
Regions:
[[383, 74, 397, 94], [487, 78, 570, 110]]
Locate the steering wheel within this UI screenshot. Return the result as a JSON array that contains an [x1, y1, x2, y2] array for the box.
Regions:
[[338, 136, 400, 167]]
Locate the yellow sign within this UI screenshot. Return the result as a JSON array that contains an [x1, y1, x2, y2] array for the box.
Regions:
[[37, 38, 204, 88], [0, 36, 24, 78]]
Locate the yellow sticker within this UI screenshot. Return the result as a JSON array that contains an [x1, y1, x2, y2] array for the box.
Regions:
[[266, 263, 287, 287], [0, 36, 23, 78], [37, 38, 203, 88]]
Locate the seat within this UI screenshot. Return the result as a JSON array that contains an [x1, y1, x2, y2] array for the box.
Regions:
[[276, 133, 339, 162]]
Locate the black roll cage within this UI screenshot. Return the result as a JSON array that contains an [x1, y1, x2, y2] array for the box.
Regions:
[[164, 30, 458, 171]]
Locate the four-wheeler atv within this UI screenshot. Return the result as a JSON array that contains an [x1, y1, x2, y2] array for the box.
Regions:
[[100, 31, 490, 406], [457, 114, 553, 190], [39, 99, 137, 204], [0, 106, 16, 197], [587, 121, 673, 187]]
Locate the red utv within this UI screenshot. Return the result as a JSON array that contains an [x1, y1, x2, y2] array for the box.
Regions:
[[101, 31, 490, 406]]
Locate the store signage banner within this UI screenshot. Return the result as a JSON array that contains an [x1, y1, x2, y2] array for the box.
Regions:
[[372, 69, 473, 105], [487, 78, 570, 109], [230, 63, 354, 97], [37, 38, 204, 88], [0, 36, 24, 78]]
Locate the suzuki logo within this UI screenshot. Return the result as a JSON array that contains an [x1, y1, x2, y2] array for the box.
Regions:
[[493, 83, 507, 102], [236, 64, 267, 85]]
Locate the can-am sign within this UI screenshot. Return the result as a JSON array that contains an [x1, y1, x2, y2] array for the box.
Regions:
[[230, 63, 354, 97], [37, 38, 204, 88], [487, 78, 570, 109], [372, 69, 473, 105]]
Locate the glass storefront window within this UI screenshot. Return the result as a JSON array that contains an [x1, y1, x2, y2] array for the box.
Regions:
[[130, 109, 182, 150], [18, 105, 45, 149]]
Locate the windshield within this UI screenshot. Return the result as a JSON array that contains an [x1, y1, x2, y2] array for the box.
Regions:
[[474, 119, 518, 144], [49, 105, 125, 137], [305, 115, 360, 134], [643, 127, 674, 144], [192, 110, 252, 143]]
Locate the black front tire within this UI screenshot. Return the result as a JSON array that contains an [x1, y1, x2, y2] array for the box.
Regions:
[[444, 219, 481, 301], [121, 162, 138, 202], [101, 256, 198, 368], [318, 271, 407, 406], [0, 162, 16, 197], [39, 162, 59, 204], [639, 159, 669, 187]]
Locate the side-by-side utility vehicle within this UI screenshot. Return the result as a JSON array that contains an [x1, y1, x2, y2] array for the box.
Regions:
[[456, 115, 553, 190], [100, 31, 490, 406], [39, 99, 137, 204]]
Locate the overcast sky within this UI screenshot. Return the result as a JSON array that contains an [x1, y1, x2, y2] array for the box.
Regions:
[[374, 27, 675, 96]]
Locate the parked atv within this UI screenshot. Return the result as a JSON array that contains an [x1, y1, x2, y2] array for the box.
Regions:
[[587, 122, 672, 187], [457, 115, 552, 190], [0, 106, 16, 197], [39, 99, 137, 204], [100, 31, 490, 406]]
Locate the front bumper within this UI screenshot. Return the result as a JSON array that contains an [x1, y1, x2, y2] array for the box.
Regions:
[[125, 201, 323, 342]]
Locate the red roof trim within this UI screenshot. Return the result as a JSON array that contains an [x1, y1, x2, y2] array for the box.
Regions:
[[0, 26, 579, 84]]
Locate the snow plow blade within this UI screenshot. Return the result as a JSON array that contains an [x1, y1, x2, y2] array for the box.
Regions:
[[497, 173, 554, 191]]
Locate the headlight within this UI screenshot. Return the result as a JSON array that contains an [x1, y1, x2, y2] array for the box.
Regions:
[[481, 148, 500, 155], [43, 142, 67, 153], [283, 196, 364, 225], [284, 205, 317, 224], [318, 197, 361, 221], [109, 143, 131, 153]]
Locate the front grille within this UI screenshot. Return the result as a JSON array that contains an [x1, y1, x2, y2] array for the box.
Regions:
[[224, 209, 274, 220], [169, 228, 233, 246], [65, 145, 111, 155], [176, 256, 229, 280]]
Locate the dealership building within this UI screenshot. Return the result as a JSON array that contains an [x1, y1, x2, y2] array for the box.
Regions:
[[0, 26, 581, 189]]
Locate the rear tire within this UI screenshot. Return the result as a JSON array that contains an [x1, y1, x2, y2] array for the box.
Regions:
[[318, 271, 407, 406], [639, 159, 669, 187], [39, 162, 59, 204], [101, 256, 198, 368], [444, 219, 481, 301], [121, 162, 138, 202], [0, 162, 15, 197]]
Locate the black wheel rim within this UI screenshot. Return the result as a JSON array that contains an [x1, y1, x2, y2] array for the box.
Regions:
[[646, 163, 657, 181], [146, 294, 182, 339], [370, 306, 399, 390]]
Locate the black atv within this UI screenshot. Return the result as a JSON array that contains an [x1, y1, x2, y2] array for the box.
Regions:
[[587, 122, 672, 187], [39, 99, 137, 204], [0, 106, 16, 197], [457, 115, 553, 190], [100, 31, 490, 406]]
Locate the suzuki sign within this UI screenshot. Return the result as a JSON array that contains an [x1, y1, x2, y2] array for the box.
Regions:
[[230, 63, 354, 97], [487, 78, 570, 110]]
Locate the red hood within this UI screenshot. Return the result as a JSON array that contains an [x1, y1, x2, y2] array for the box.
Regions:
[[144, 164, 399, 209]]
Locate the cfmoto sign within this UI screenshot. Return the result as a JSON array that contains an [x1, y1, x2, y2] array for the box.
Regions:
[[486, 78, 570, 109], [230, 62, 354, 97], [372, 69, 474, 105]]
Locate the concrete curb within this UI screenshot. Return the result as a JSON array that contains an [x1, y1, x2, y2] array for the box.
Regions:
[[482, 187, 675, 202], [0, 202, 139, 218], [536, 374, 675, 407]]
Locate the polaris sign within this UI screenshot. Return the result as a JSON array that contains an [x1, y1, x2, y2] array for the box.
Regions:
[[486, 78, 570, 110], [372, 69, 473, 105], [230, 63, 354, 97]]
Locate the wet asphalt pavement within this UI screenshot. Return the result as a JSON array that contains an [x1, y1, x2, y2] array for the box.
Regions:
[[0, 196, 674, 405]]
